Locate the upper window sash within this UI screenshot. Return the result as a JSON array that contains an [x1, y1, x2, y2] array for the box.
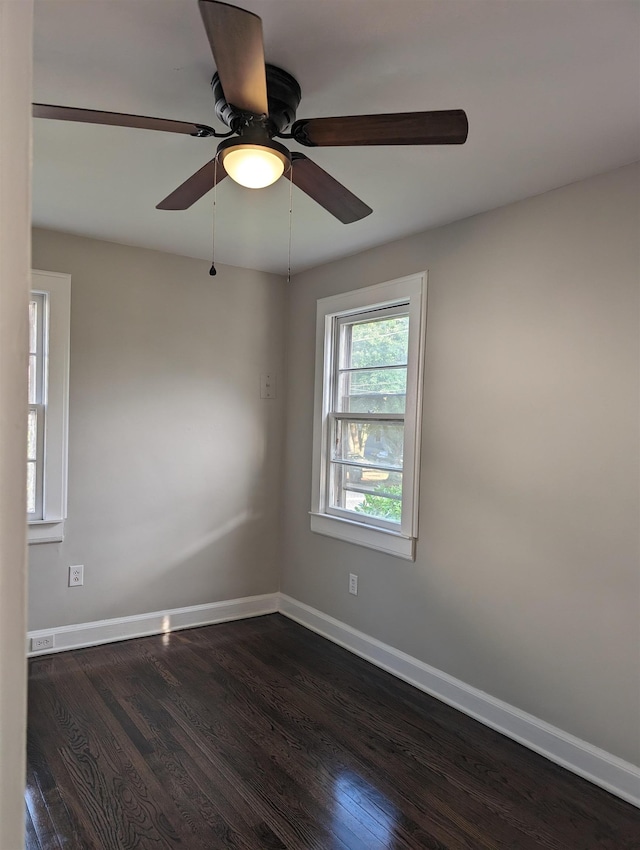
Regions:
[[333, 305, 409, 419], [28, 293, 47, 406]]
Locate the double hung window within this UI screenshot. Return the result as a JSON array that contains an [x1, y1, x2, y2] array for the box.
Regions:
[[311, 273, 426, 559], [28, 271, 70, 544]]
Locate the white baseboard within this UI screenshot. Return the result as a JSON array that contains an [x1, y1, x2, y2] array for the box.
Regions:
[[27, 593, 279, 657], [278, 594, 640, 809]]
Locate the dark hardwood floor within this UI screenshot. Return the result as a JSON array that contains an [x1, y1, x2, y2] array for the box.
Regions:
[[26, 614, 638, 849]]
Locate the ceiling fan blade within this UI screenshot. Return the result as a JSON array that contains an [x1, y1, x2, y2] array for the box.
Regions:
[[288, 153, 372, 224], [198, 1, 268, 115], [292, 110, 468, 147], [33, 103, 215, 137], [156, 159, 227, 210]]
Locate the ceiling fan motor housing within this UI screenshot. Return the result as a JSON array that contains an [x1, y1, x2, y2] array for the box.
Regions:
[[211, 64, 302, 134]]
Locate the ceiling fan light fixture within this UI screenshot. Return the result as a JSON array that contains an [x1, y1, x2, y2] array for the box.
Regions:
[[217, 137, 291, 189]]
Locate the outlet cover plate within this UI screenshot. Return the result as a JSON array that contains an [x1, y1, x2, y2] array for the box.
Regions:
[[31, 635, 54, 652], [69, 565, 84, 587]]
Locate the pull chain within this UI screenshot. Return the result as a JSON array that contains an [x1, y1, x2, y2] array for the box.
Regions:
[[210, 156, 293, 279], [287, 165, 293, 284], [209, 157, 218, 276]]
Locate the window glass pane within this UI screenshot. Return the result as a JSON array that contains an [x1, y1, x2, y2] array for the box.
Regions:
[[337, 367, 407, 413], [29, 300, 38, 354], [334, 420, 404, 469], [343, 315, 409, 370], [27, 462, 36, 514], [28, 409, 37, 460], [28, 354, 37, 404], [331, 463, 403, 524]]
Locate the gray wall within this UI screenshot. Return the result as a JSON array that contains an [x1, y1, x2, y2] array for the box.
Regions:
[[30, 230, 286, 629], [282, 163, 640, 766]]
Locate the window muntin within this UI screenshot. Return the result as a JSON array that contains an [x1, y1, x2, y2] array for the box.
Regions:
[[311, 273, 426, 559]]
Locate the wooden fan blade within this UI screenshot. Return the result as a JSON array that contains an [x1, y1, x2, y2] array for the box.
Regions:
[[156, 159, 227, 210], [33, 103, 215, 137], [198, 1, 268, 115], [288, 153, 372, 224], [292, 110, 468, 147]]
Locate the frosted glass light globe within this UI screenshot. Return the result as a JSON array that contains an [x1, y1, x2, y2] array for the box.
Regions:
[[222, 145, 286, 189]]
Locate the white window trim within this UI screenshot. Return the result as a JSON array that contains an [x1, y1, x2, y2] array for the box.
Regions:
[[28, 270, 71, 544], [310, 272, 427, 560]]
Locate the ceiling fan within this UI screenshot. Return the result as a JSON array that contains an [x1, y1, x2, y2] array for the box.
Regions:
[[33, 0, 468, 224]]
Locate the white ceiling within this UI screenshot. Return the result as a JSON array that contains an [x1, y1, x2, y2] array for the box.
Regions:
[[33, 0, 640, 275]]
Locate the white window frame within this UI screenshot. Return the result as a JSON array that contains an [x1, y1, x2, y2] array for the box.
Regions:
[[28, 270, 71, 544], [310, 272, 427, 560]]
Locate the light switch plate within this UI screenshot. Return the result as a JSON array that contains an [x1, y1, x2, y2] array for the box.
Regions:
[[261, 373, 276, 399]]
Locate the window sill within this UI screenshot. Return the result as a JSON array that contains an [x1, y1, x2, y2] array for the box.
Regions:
[[309, 512, 415, 560], [28, 519, 65, 545]]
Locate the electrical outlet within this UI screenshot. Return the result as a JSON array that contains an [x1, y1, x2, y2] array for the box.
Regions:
[[31, 634, 54, 652], [349, 573, 358, 595], [69, 565, 84, 587]]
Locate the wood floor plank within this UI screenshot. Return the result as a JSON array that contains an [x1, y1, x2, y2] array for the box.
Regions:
[[61, 654, 217, 850], [26, 723, 89, 850], [25, 761, 60, 850], [184, 629, 526, 849], [24, 800, 42, 850], [77, 637, 344, 850], [146, 639, 386, 848], [30, 677, 176, 850], [26, 614, 640, 849], [133, 635, 432, 850], [79, 642, 274, 847], [161, 684, 353, 850], [234, 619, 638, 850], [175, 631, 480, 849]]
